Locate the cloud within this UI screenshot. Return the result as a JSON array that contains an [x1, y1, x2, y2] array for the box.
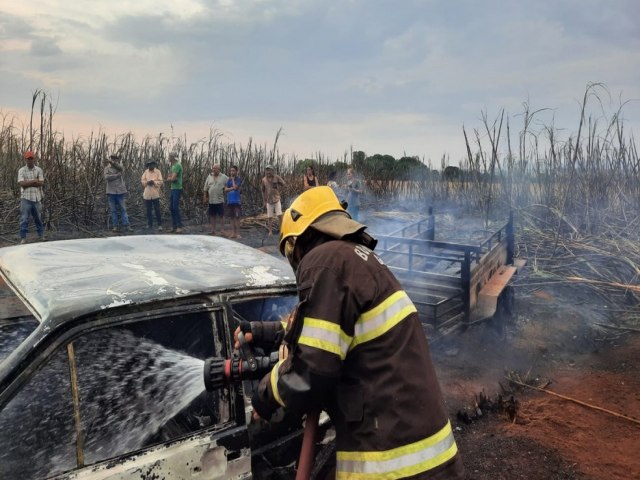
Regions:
[[0, 0, 638, 163], [30, 37, 63, 56]]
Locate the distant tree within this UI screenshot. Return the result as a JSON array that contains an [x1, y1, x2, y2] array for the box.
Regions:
[[295, 158, 316, 175], [396, 156, 428, 180], [352, 151, 366, 171], [365, 154, 396, 179], [443, 165, 461, 181], [327, 161, 349, 185], [332, 161, 349, 172]]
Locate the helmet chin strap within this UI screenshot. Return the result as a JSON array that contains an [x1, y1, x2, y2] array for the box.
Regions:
[[284, 237, 300, 272]]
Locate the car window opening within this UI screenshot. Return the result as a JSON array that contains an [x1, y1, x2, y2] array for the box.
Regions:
[[0, 310, 229, 479]]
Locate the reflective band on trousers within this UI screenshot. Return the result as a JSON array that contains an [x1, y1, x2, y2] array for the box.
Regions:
[[297, 290, 417, 359], [336, 421, 458, 479]]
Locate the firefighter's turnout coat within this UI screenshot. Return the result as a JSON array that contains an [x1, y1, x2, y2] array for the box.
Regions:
[[254, 239, 464, 479]]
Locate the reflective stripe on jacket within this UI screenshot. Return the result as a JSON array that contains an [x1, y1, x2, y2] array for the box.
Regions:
[[298, 289, 416, 360], [256, 239, 463, 479]]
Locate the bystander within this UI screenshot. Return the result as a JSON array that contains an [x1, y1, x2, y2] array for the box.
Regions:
[[165, 153, 184, 233], [303, 165, 317, 191], [345, 167, 363, 221], [104, 154, 132, 232], [141, 160, 163, 231], [224, 165, 242, 239], [203, 164, 228, 236], [261, 165, 286, 236], [17, 151, 45, 244]]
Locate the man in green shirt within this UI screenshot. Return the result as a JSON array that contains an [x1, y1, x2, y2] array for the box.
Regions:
[[166, 153, 184, 233]]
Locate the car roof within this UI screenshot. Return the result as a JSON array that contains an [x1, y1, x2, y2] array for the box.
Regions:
[[0, 235, 295, 327]]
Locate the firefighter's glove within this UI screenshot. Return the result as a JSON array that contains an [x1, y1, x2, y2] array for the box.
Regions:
[[234, 321, 254, 350], [235, 321, 283, 350], [239, 320, 252, 335], [251, 392, 274, 421]]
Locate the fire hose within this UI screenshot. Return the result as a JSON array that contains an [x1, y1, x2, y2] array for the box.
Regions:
[[296, 409, 320, 480], [202, 332, 320, 479]]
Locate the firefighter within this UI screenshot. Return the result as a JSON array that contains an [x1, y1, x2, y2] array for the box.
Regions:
[[243, 186, 464, 479]]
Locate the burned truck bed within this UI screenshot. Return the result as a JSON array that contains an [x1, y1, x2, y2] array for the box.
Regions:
[[375, 210, 518, 337]]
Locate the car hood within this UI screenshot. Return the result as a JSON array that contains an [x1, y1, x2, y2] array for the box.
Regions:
[[0, 235, 295, 328]]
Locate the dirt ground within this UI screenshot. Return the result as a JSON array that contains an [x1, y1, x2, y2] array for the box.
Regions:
[[436, 288, 640, 480], [2, 213, 639, 480]]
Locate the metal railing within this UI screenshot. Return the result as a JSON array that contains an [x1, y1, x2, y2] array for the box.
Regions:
[[376, 209, 515, 326]]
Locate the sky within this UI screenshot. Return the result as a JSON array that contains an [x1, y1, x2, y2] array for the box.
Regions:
[[1, 0, 639, 165]]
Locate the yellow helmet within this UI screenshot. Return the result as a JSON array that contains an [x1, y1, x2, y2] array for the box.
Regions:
[[279, 186, 349, 255]]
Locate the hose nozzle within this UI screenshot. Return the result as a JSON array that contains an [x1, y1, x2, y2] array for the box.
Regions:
[[203, 352, 279, 392], [203, 357, 225, 392]]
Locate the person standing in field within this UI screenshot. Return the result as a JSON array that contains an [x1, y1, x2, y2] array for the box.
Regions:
[[345, 167, 363, 221], [17, 150, 46, 244], [224, 165, 242, 239], [165, 153, 184, 233], [303, 164, 317, 191], [104, 154, 132, 233], [261, 165, 286, 236], [203, 163, 228, 236], [141, 160, 163, 231]]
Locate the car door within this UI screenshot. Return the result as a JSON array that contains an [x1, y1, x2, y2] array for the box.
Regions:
[[0, 305, 252, 480]]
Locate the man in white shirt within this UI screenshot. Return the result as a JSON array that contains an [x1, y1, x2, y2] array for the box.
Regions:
[[203, 164, 228, 236], [141, 160, 164, 231], [17, 150, 45, 244]]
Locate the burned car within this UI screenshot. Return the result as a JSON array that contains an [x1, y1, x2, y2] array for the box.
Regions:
[[0, 235, 332, 479]]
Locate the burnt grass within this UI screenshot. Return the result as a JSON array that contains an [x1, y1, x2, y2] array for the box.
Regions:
[[456, 415, 582, 480]]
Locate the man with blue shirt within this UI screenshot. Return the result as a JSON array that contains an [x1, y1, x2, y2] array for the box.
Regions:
[[224, 165, 242, 239]]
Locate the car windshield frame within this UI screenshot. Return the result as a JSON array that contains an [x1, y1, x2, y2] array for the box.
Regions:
[[0, 317, 39, 365]]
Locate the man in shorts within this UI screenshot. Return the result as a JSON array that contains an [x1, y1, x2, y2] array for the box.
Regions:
[[224, 165, 242, 239], [261, 165, 286, 236], [203, 163, 228, 235]]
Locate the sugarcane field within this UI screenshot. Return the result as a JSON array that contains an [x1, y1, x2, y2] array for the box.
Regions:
[[2, 4, 640, 478], [1, 83, 638, 480]]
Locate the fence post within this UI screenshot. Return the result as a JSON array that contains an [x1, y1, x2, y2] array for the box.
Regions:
[[409, 243, 413, 272], [462, 250, 471, 324], [427, 206, 435, 241], [507, 210, 514, 265]]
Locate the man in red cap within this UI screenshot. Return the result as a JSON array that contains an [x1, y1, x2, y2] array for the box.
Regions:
[[17, 151, 45, 244]]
